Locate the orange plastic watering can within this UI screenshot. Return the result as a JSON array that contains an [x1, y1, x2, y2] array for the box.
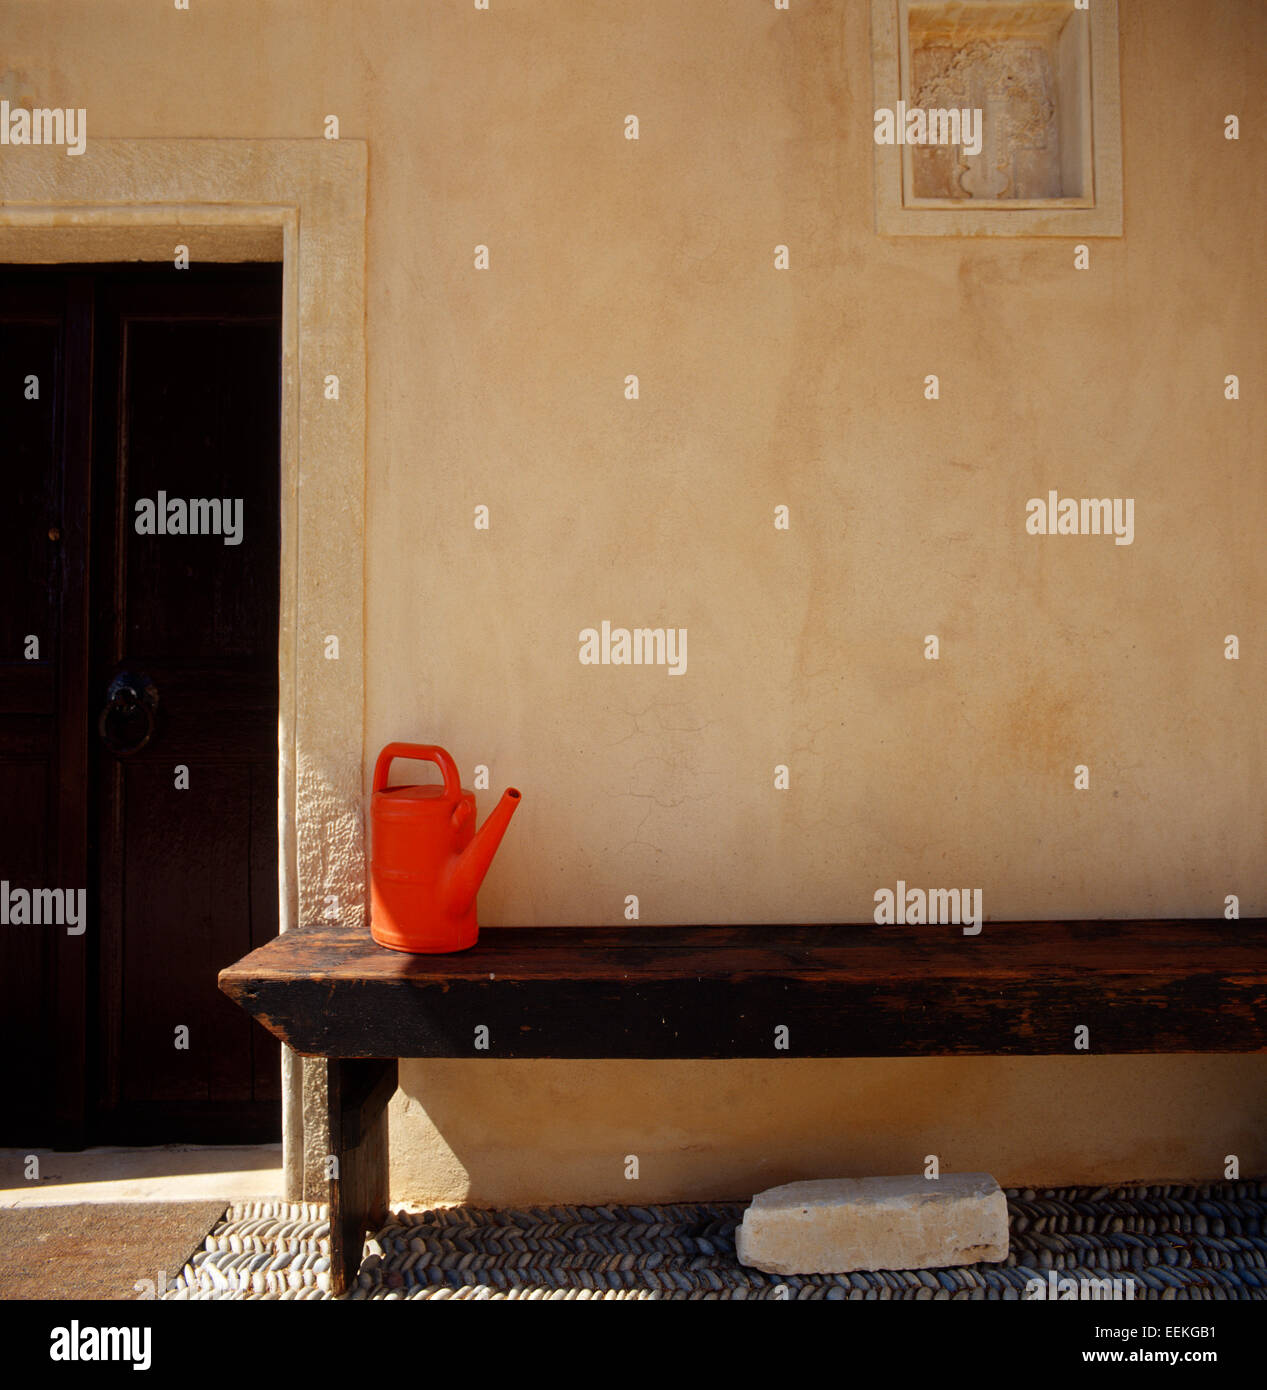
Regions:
[[369, 743, 521, 954]]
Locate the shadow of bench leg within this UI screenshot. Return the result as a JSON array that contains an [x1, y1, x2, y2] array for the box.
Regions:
[[327, 1057, 398, 1296]]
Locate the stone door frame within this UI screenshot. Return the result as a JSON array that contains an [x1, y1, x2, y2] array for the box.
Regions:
[[0, 139, 368, 1195]]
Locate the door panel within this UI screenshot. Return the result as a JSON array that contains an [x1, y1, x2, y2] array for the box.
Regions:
[[113, 315, 281, 661], [0, 282, 81, 1143], [91, 268, 283, 1144], [0, 310, 60, 655], [120, 761, 251, 1105]]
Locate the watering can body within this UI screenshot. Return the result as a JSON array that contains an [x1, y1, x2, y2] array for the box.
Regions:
[[369, 743, 521, 953]]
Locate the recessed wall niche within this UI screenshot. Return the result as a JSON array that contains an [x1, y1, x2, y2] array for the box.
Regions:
[[870, 0, 1123, 236], [908, 2, 1090, 203]]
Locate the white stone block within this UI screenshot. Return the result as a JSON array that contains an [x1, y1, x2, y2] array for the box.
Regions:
[[734, 1173, 1009, 1275]]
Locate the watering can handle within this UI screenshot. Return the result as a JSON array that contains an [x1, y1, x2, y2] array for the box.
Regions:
[[372, 743, 462, 799]]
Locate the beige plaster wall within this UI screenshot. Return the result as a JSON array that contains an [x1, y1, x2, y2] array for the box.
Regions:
[[6, 0, 1263, 1202]]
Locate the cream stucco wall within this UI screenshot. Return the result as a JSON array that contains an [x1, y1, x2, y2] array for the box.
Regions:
[[5, 0, 1263, 1202]]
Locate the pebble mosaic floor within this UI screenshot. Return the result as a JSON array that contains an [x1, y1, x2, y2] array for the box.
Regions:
[[162, 1181, 1267, 1300]]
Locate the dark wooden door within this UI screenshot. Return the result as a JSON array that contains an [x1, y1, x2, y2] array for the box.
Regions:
[[0, 264, 282, 1146]]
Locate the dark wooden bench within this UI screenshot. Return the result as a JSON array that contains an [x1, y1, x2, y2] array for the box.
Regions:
[[219, 918, 1267, 1294]]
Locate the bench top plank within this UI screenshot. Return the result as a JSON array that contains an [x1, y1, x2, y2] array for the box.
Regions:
[[218, 920, 1267, 1059]]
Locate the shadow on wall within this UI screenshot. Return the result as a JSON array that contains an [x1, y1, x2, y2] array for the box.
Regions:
[[387, 1055, 1267, 1208]]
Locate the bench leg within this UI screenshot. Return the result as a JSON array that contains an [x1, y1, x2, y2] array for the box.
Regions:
[[326, 1057, 397, 1296]]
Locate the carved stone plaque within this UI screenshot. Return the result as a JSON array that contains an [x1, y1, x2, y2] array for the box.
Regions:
[[911, 37, 1062, 200]]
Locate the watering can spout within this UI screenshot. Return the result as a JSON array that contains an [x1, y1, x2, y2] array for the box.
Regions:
[[448, 787, 522, 917]]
